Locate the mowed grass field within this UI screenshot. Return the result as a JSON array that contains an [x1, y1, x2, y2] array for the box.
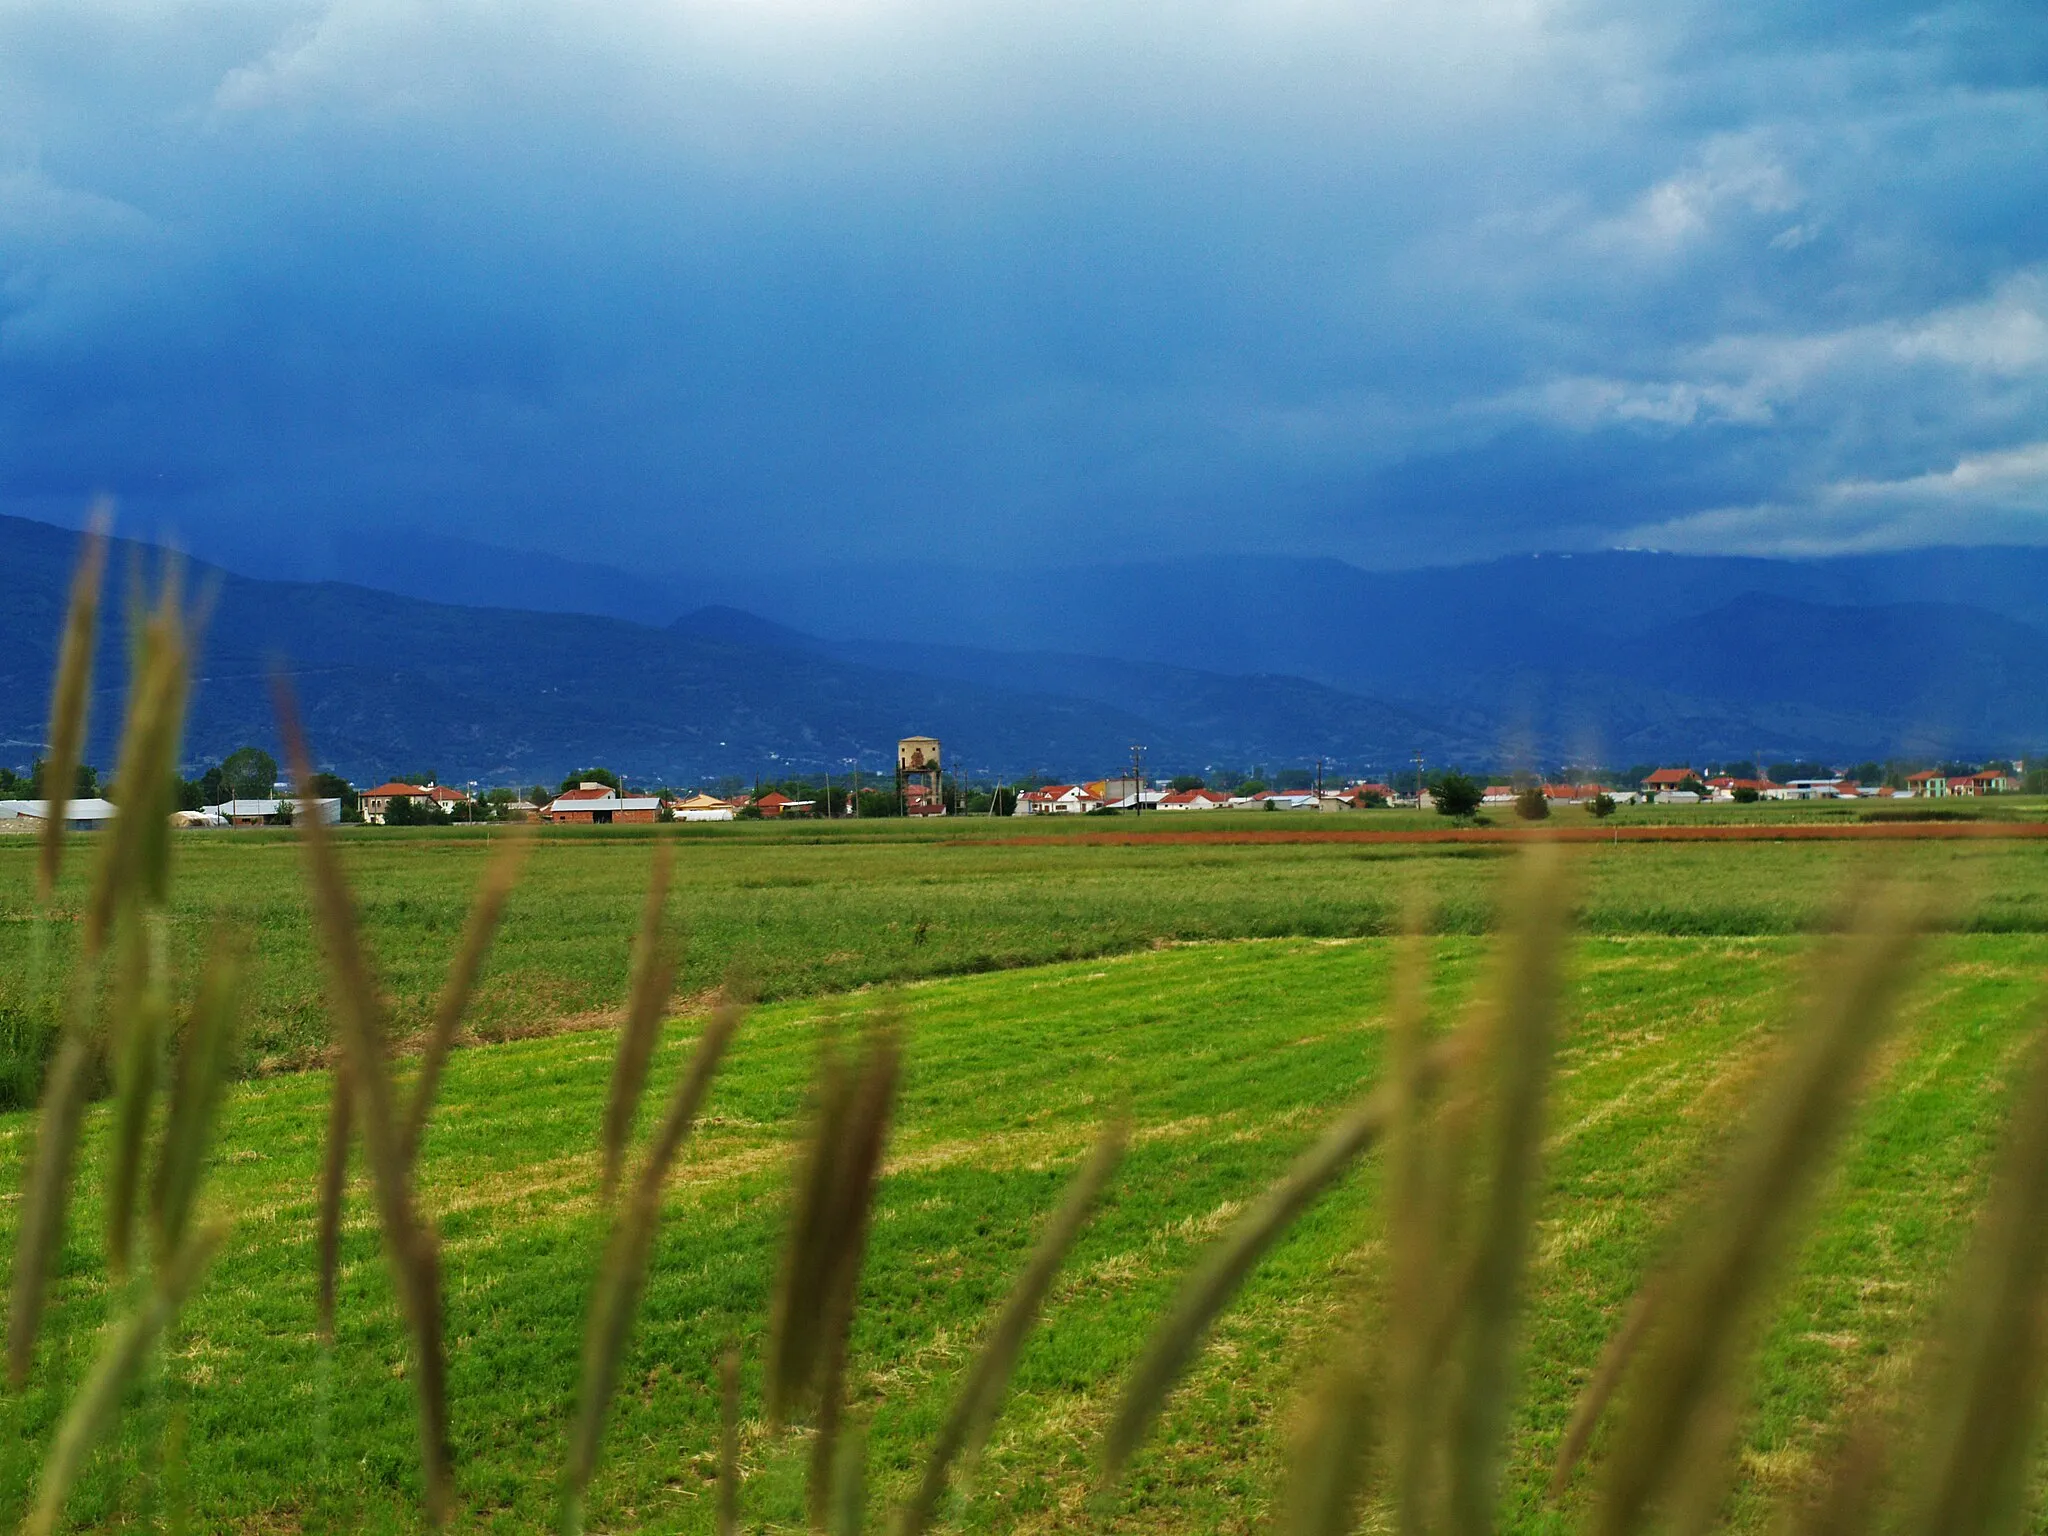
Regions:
[[2, 826, 2047, 1532], [5, 816, 2048, 1071]]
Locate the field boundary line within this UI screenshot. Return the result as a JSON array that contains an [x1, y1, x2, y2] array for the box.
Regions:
[[963, 821, 2048, 848]]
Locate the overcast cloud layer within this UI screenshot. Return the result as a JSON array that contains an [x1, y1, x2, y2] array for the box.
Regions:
[[3, 0, 2045, 571]]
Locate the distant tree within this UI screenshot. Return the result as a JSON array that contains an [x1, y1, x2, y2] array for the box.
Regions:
[[308, 772, 357, 820], [1588, 793, 1617, 819], [0, 767, 29, 797], [1716, 761, 1759, 781], [1732, 785, 1761, 804], [2026, 767, 2048, 795], [855, 787, 899, 818], [1168, 775, 1206, 792], [1434, 772, 1483, 818], [220, 746, 279, 800], [1513, 785, 1550, 821], [30, 759, 100, 799], [559, 767, 621, 793], [1847, 761, 1885, 786], [1357, 788, 1389, 808], [1623, 763, 1656, 789], [1768, 761, 1831, 783], [1276, 768, 1315, 791], [1677, 774, 1708, 798], [384, 794, 449, 827], [989, 786, 1019, 816], [1237, 780, 1268, 797]]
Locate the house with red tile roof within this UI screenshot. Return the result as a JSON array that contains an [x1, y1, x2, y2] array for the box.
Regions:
[[1015, 784, 1103, 815], [1158, 788, 1232, 810]]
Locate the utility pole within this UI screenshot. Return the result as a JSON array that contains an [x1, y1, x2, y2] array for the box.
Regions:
[[1130, 744, 1147, 817], [1413, 749, 1425, 808]]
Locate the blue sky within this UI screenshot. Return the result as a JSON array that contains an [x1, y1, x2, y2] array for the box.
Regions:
[[2, 0, 2045, 572]]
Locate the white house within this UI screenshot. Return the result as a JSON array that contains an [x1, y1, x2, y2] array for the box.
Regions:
[[1158, 788, 1232, 811], [1015, 785, 1103, 815]]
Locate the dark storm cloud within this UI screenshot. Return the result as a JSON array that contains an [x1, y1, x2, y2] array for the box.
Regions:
[[1, 0, 2044, 570]]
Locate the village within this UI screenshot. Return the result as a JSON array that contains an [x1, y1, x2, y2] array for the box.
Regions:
[[0, 733, 2031, 831]]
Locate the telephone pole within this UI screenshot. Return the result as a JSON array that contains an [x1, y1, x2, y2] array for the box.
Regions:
[[1130, 744, 1147, 817]]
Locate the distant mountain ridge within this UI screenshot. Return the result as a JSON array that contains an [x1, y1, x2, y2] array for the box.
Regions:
[[0, 516, 1479, 781], [5, 512, 2045, 777]]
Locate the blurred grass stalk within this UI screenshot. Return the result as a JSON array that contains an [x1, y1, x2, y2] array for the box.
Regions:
[[276, 680, 455, 1521], [766, 1015, 902, 1531], [11, 536, 246, 1536], [563, 994, 740, 1534]]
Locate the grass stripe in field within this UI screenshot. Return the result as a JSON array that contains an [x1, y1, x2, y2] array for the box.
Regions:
[[8, 833, 2048, 1078], [2, 934, 2044, 1531]]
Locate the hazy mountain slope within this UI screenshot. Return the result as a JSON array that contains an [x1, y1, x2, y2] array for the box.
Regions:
[[0, 517, 1477, 780]]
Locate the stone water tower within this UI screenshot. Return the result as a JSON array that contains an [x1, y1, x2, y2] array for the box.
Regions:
[[897, 736, 944, 816]]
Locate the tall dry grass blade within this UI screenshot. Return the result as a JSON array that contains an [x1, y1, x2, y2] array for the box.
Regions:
[[96, 578, 191, 1277], [1781, 1404, 1888, 1536], [104, 914, 167, 1281], [896, 1115, 1129, 1536], [1895, 991, 2048, 1536], [152, 929, 244, 1261], [830, 1420, 869, 1536], [563, 1000, 741, 1533], [600, 839, 676, 1201], [36, 504, 109, 903], [1101, 1032, 1464, 1485], [401, 826, 530, 1167], [316, 1064, 353, 1343], [84, 567, 190, 956], [1281, 1346, 1377, 1536], [766, 1033, 857, 1425], [1382, 921, 1447, 1535], [1588, 889, 1921, 1536], [276, 679, 453, 1521], [1550, 1276, 1661, 1497], [22, 1222, 225, 1536], [808, 1026, 901, 1531], [719, 1344, 742, 1536], [1446, 845, 1568, 1536], [6, 988, 94, 1387]]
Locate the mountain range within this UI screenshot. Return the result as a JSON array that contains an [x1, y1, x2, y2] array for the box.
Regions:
[[4, 512, 2045, 782]]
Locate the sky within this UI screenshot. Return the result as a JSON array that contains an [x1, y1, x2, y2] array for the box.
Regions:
[[2, 0, 2046, 575]]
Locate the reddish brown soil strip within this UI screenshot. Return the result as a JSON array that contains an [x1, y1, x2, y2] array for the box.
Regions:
[[969, 820, 2048, 848]]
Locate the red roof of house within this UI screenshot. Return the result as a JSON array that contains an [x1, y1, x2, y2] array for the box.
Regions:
[[1644, 768, 1695, 786], [553, 784, 616, 801], [361, 781, 428, 798], [427, 785, 468, 802], [756, 791, 792, 807], [1906, 771, 1944, 783]]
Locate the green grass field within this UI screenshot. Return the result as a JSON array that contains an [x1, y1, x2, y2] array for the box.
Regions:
[[3, 825, 2047, 1532], [5, 819, 2048, 1078]]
